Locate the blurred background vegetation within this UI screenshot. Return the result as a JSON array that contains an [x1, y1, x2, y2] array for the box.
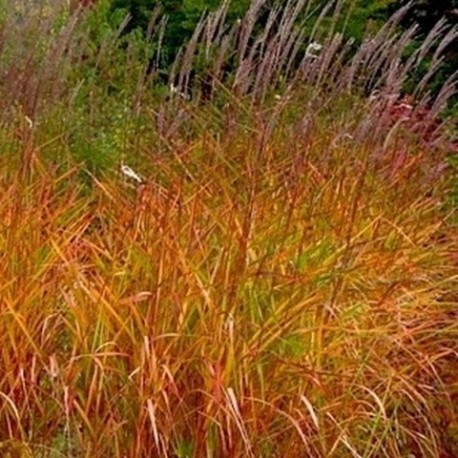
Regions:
[[106, 1, 457, 51], [104, 0, 458, 105]]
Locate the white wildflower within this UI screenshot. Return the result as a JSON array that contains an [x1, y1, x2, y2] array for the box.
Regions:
[[120, 163, 143, 184], [170, 83, 190, 100], [24, 115, 34, 129], [306, 41, 323, 59], [308, 42, 323, 52]]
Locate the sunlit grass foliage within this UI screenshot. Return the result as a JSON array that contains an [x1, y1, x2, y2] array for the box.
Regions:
[[0, 1, 456, 456]]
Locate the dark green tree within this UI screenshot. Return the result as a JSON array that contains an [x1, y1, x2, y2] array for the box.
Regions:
[[109, 0, 250, 62], [390, 0, 458, 33]]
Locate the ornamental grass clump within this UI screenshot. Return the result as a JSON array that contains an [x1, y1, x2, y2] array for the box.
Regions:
[[0, 1, 456, 457]]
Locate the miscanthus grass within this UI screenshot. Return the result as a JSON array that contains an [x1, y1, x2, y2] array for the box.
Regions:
[[0, 1, 457, 457]]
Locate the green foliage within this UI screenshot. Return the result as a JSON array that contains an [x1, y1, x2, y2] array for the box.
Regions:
[[390, 0, 458, 103], [108, 0, 250, 61], [342, 0, 398, 40], [390, 0, 458, 33]]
